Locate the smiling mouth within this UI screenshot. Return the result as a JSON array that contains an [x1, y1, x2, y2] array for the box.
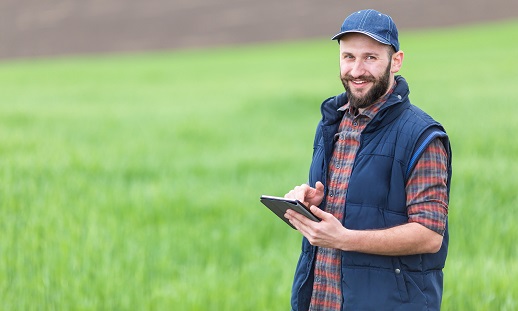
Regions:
[[350, 79, 370, 88], [344, 74, 375, 86]]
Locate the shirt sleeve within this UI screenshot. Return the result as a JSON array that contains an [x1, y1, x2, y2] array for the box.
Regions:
[[405, 138, 449, 235]]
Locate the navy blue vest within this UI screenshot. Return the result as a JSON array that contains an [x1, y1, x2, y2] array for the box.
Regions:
[[291, 76, 452, 311]]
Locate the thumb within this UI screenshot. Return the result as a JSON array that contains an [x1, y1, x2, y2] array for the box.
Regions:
[[309, 205, 328, 220], [315, 181, 324, 194]]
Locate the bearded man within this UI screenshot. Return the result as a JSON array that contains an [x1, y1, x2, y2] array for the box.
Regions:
[[283, 9, 452, 311]]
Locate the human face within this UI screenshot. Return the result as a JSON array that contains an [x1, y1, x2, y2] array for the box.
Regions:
[[339, 33, 403, 109]]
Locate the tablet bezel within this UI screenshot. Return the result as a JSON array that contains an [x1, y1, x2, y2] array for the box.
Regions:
[[260, 195, 321, 229]]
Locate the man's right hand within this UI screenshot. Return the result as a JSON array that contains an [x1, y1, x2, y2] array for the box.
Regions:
[[284, 181, 325, 208]]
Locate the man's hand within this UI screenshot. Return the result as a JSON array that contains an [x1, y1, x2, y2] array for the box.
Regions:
[[284, 205, 346, 249], [284, 181, 325, 208], [285, 205, 444, 255]]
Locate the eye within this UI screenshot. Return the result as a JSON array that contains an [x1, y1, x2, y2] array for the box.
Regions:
[[366, 55, 377, 60]]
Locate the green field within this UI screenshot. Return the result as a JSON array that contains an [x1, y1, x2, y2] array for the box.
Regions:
[[1, 20, 517, 310]]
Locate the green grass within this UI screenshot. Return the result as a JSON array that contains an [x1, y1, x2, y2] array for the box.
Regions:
[[1, 20, 517, 310]]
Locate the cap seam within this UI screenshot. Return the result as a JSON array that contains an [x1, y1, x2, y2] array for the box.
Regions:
[[358, 9, 371, 30]]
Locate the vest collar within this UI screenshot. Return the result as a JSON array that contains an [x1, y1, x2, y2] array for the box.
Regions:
[[320, 76, 410, 131], [364, 75, 410, 133]]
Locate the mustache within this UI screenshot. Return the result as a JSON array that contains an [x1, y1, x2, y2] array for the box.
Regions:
[[341, 74, 376, 83]]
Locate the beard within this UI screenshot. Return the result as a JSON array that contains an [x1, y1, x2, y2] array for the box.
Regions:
[[341, 61, 392, 110]]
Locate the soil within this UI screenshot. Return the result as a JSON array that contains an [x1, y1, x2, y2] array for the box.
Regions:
[[1, 0, 517, 59]]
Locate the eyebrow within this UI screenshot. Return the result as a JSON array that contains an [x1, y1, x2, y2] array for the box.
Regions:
[[341, 51, 383, 57]]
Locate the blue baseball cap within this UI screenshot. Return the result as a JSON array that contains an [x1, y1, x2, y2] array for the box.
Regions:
[[331, 9, 400, 52]]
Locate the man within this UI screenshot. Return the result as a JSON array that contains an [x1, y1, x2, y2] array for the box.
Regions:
[[283, 9, 452, 311]]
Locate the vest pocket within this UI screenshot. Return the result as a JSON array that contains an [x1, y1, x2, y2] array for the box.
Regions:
[[392, 258, 409, 302], [341, 267, 428, 310], [341, 267, 408, 309]]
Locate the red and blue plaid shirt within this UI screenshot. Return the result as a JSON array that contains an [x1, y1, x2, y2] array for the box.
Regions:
[[308, 84, 449, 311]]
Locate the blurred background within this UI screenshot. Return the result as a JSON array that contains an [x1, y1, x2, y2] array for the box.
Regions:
[[1, 1, 517, 310], [1, 0, 517, 60]]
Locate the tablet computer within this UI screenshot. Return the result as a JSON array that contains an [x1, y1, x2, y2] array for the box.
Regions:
[[260, 195, 321, 229]]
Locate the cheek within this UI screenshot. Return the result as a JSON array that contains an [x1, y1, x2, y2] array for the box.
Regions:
[[339, 63, 350, 76]]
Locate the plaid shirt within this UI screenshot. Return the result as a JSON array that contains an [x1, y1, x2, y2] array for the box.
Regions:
[[308, 84, 449, 311]]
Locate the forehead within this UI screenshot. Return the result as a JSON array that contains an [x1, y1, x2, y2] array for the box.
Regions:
[[339, 33, 391, 54]]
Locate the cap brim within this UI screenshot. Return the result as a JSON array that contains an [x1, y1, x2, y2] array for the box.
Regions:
[[331, 30, 391, 47]]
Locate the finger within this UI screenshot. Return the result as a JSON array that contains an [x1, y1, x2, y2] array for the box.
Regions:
[[289, 218, 305, 234], [286, 211, 311, 234], [315, 181, 324, 194], [310, 205, 329, 220], [293, 184, 309, 202]]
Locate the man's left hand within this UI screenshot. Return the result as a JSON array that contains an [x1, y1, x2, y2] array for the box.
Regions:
[[284, 206, 346, 249]]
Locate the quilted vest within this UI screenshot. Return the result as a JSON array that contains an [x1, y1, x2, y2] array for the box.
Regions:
[[291, 76, 452, 311]]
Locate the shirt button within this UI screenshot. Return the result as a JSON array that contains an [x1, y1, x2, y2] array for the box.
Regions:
[[397, 95, 402, 100], [395, 269, 401, 274], [353, 122, 358, 127]]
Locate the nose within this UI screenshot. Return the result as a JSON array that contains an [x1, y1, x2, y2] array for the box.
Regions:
[[349, 60, 365, 78]]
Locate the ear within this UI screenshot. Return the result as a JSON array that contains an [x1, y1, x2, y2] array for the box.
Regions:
[[391, 50, 404, 73]]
